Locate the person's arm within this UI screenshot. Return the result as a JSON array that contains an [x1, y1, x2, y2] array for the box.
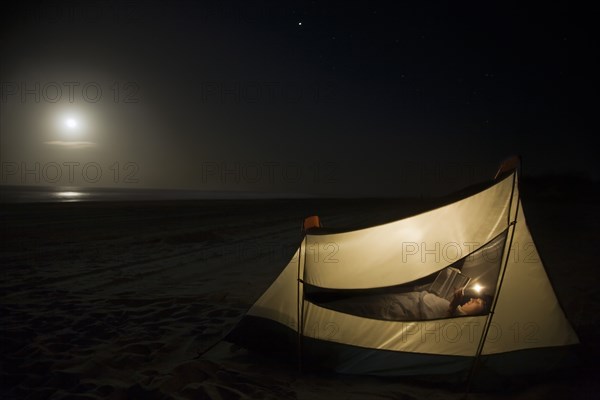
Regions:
[[447, 288, 464, 316]]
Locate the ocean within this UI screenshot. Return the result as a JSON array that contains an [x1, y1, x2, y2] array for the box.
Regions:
[[0, 185, 318, 203]]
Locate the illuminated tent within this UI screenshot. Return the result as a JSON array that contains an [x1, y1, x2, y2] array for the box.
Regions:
[[226, 157, 579, 380]]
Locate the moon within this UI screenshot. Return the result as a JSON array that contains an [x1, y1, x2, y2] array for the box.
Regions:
[[65, 118, 78, 129], [58, 115, 85, 139]]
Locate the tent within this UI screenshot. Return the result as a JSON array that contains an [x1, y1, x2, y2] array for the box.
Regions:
[[226, 157, 579, 381]]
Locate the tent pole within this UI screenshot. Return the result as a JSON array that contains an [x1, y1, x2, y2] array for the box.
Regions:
[[466, 169, 520, 394], [297, 235, 306, 372]]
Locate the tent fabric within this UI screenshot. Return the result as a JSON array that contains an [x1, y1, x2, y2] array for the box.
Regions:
[[302, 173, 515, 289], [230, 167, 579, 377], [481, 205, 579, 354], [301, 301, 487, 356]]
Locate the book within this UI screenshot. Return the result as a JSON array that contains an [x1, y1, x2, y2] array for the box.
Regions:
[[429, 267, 471, 301]]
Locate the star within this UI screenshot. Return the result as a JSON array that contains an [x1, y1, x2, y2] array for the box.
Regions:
[[298, 22, 302, 26]]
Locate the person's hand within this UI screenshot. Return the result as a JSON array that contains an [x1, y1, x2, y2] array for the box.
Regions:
[[449, 288, 464, 310]]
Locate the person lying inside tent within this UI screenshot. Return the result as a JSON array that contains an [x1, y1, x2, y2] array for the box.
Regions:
[[312, 288, 491, 321], [448, 289, 491, 317]]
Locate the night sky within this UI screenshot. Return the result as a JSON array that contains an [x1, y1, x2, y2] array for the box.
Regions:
[[0, 1, 586, 196]]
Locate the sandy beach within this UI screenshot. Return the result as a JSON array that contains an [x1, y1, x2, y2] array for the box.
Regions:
[[1, 188, 598, 399]]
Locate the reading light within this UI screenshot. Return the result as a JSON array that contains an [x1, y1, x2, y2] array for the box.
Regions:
[[472, 283, 483, 293]]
